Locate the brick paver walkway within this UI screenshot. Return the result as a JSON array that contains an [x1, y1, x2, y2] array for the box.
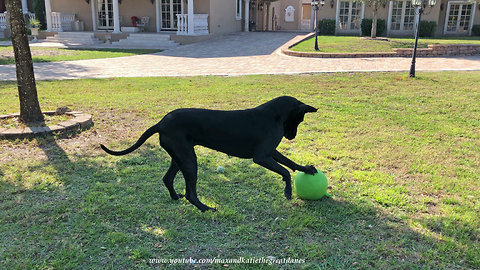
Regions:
[[1, 32, 480, 81]]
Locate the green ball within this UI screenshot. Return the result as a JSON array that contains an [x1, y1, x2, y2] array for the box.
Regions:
[[294, 169, 330, 200]]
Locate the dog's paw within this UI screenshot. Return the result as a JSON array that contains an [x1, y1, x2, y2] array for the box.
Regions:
[[170, 193, 184, 200], [302, 165, 317, 175], [200, 206, 217, 213], [284, 187, 292, 200]]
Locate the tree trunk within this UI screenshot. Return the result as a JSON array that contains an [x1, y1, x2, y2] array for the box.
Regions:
[[5, 0, 44, 124], [371, 8, 378, 39]]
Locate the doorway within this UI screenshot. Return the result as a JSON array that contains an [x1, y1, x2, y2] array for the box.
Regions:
[[161, 0, 183, 30], [97, 0, 114, 30]]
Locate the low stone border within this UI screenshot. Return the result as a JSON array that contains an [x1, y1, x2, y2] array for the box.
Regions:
[[0, 111, 93, 139], [281, 33, 480, 58]]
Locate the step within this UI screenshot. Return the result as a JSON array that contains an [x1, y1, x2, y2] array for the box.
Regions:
[[46, 32, 103, 45]]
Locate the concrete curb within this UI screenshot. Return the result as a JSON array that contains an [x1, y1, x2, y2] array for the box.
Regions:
[[0, 111, 93, 139]]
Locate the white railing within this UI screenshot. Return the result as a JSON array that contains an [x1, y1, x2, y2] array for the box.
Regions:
[[0, 12, 35, 29], [176, 14, 209, 36], [51, 12, 75, 32], [0, 12, 7, 29]]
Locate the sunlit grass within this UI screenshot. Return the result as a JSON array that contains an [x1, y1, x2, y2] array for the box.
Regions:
[[291, 35, 480, 53], [1, 72, 479, 268]]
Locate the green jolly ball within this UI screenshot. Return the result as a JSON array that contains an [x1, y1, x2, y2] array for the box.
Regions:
[[294, 169, 330, 200]]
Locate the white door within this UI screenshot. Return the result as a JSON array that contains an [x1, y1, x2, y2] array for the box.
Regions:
[[161, 0, 182, 30], [445, 2, 475, 34], [390, 1, 416, 32], [97, 0, 114, 30]]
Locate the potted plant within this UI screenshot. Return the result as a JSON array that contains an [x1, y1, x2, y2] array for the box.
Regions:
[[131, 16, 140, 27], [29, 18, 41, 40]]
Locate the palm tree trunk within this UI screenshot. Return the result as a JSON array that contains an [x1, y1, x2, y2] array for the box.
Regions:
[[5, 0, 44, 124]]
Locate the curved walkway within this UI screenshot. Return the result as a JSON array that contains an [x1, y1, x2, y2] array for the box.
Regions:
[[1, 32, 480, 81]]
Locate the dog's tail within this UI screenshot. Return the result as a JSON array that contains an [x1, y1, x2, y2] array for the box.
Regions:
[[100, 124, 160, 156]]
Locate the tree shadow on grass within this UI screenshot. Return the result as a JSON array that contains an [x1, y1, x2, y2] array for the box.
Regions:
[[1, 138, 478, 269]]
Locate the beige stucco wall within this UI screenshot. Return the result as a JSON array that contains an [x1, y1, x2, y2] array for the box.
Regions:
[[209, 0, 242, 35], [51, 0, 93, 31], [119, 0, 157, 32], [269, 0, 303, 31]]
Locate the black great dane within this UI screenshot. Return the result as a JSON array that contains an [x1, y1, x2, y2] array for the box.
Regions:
[[101, 96, 317, 212]]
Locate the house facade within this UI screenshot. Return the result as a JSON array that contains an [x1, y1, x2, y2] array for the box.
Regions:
[[1, 0, 479, 39], [39, 0, 250, 36], [254, 0, 479, 36]]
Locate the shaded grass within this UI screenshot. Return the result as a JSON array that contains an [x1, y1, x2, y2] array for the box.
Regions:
[[1, 72, 479, 269], [0, 47, 162, 65], [291, 35, 480, 53]]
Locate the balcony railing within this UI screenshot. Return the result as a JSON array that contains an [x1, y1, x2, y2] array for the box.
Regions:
[[0, 12, 35, 29], [0, 12, 7, 29], [51, 12, 75, 32], [176, 14, 208, 36]]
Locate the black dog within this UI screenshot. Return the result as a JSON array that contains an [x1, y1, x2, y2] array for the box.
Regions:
[[101, 96, 317, 212]]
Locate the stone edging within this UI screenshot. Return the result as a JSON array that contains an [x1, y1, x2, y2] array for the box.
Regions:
[[281, 33, 480, 58], [0, 111, 93, 139]]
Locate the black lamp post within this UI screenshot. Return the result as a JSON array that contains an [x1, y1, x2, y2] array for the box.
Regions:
[[311, 0, 324, 51], [409, 0, 436, 77]]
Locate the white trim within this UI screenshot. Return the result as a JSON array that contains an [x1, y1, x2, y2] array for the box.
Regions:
[[236, 0, 242, 20], [335, 0, 340, 34], [311, 4, 315, 31], [21, 0, 28, 14], [360, 2, 364, 35], [188, 0, 194, 35], [244, 0, 249, 31], [45, 0, 53, 31], [387, 1, 393, 36], [156, 0, 161, 32], [112, 0, 121, 33], [90, 0, 97, 31], [469, 3, 476, 36]]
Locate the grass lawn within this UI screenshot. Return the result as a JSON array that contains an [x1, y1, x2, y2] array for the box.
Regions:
[[0, 47, 162, 65], [1, 72, 479, 269], [290, 35, 480, 53]]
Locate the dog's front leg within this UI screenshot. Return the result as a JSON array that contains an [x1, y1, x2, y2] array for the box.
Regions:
[[272, 150, 317, 175], [253, 156, 292, 199]]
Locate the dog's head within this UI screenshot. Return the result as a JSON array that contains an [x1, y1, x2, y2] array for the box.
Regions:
[[281, 97, 317, 140]]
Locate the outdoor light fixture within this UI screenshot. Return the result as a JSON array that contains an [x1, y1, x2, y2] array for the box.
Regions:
[[409, 0, 437, 77], [330, 0, 334, 8], [311, 0, 320, 51]]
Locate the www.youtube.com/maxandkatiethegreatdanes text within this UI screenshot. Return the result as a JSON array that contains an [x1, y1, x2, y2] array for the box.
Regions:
[[149, 257, 306, 266]]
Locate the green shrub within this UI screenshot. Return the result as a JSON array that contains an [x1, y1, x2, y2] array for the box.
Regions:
[[361, 19, 386, 37], [317, 19, 336, 35], [419, 21, 437, 37], [472, 25, 480, 36]]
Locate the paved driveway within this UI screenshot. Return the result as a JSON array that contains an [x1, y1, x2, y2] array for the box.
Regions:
[[1, 32, 480, 81]]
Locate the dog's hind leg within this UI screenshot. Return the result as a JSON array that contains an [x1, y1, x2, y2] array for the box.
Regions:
[[253, 156, 293, 200], [162, 160, 184, 200], [161, 137, 216, 212]]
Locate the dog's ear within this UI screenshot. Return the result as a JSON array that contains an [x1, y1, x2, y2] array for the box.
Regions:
[[302, 104, 318, 113]]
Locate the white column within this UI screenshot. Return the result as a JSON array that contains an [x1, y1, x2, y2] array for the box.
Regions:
[[244, 0, 249, 32], [45, 0, 52, 31], [156, 0, 161, 32], [112, 0, 121, 33], [21, 0, 28, 13], [187, 0, 194, 35], [91, 0, 97, 31], [387, 1, 392, 36], [310, 5, 315, 31]]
